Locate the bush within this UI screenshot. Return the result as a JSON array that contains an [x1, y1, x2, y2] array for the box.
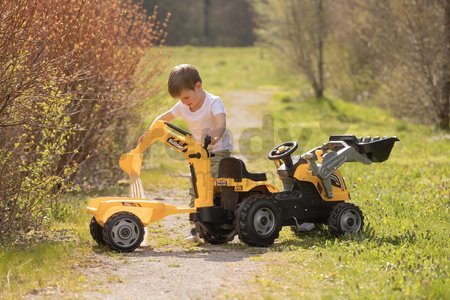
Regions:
[[0, 0, 168, 242]]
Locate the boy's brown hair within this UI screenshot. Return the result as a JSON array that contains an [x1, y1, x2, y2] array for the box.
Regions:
[[168, 64, 202, 98]]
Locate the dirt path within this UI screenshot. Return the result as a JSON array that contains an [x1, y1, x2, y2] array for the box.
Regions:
[[71, 91, 273, 299], [78, 192, 267, 300]]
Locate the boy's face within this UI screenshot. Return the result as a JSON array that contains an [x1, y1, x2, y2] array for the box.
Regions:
[[178, 82, 204, 110]]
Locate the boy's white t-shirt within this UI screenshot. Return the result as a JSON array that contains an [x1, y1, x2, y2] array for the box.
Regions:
[[169, 91, 233, 152]]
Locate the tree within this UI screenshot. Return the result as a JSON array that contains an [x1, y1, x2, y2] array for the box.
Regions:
[[441, 0, 449, 130], [254, 0, 328, 99], [359, 0, 449, 129], [142, 0, 255, 46]]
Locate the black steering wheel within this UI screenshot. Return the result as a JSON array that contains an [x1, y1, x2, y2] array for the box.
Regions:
[[268, 141, 298, 160]]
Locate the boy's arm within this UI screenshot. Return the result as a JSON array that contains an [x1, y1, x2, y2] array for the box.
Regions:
[[210, 113, 226, 145], [138, 111, 175, 142], [150, 110, 175, 127]]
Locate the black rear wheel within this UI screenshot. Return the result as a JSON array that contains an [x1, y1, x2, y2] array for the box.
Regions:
[[90, 217, 106, 245], [196, 222, 236, 244], [102, 212, 144, 252], [236, 194, 281, 247], [328, 203, 364, 236]]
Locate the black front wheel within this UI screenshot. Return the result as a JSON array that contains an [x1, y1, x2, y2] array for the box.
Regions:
[[102, 212, 144, 252], [196, 222, 236, 244], [236, 194, 281, 247], [328, 203, 364, 236]]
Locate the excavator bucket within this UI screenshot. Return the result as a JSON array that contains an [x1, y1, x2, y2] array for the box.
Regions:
[[119, 151, 143, 177], [118, 120, 168, 178]]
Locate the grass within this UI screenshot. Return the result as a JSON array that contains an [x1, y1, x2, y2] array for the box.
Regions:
[[249, 90, 449, 299], [1, 47, 448, 299], [0, 195, 93, 299]]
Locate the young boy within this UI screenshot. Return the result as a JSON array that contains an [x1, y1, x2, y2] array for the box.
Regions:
[[143, 64, 233, 242]]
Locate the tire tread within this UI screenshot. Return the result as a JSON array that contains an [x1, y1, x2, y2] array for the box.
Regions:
[[328, 203, 364, 236], [236, 194, 280, 246], [102, 212, 144, 252]]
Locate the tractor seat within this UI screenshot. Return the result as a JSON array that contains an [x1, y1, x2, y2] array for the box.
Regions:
[[218, 157, 267, 182]]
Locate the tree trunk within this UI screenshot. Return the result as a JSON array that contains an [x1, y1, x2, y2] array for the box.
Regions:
[[311, 80, 323, 99], [315, 85, 324, 99], [203, 0, 211, 46], [440, 0, 450, 130], [317, 0, 325, 100], [439, 88, 449, 130]]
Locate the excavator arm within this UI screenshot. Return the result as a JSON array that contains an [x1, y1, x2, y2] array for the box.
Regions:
[[119, 120, 215, 207]]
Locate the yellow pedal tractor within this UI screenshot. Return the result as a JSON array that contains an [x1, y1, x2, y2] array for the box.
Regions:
[[260, 134, 399, 244], [86, 120, 277, 252], [86, 120, 399, 252]]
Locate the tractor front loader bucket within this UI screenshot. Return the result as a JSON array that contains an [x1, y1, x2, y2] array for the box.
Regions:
[[356, 136, 399, 162], [329, 135, 399, 163]]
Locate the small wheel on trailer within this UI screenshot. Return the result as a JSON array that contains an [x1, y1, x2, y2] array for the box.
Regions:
[[102, 212, 144, 252], [328, 203, 364, 236], [90, 217, 106, 245], [196, 222, 236, 245], [236, 194, 281, 247]]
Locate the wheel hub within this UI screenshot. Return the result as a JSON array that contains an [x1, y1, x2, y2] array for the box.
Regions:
[[111, 218, 139, 246], [340, 209, 361, 233], [254, 207, 275, 236], [119, 227, 132, 239]]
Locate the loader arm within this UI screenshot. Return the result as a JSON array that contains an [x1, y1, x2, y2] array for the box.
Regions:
[[119, 120, 214, 208], [303, 135, 399, 199]]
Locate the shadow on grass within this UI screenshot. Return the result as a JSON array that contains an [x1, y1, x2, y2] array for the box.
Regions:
[[272, 227, 334, 251], [269, 224, 420, 251]]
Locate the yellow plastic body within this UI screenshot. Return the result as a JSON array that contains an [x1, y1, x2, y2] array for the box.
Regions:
[[86, 197, 196, 226], [214, 178, 278, 193], [293, 163, 350, 201]]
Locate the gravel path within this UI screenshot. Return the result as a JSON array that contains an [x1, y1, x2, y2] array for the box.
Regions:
[[79, 192, 268, 300], [75, 90, 273, 299]]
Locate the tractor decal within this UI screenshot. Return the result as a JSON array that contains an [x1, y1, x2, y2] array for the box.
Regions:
[[216, 180, 227, 186], [121, 202, 142, 207], [167, 137, 187, 151], [330, 173, 343, 189]]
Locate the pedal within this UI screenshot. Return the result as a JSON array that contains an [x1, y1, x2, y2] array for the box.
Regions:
[[292, 217, 315, 232], [298, 222, 315, 232]]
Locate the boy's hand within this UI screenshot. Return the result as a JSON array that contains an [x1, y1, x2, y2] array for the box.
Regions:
[[210, 136, 219, 145]]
